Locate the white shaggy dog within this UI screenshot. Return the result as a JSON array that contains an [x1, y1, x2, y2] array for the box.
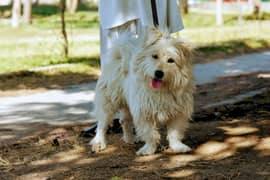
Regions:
[[90, 27, 194, 155]]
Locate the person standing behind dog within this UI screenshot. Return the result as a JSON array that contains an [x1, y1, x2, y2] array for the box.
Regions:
[[98, 0, 184, 70]]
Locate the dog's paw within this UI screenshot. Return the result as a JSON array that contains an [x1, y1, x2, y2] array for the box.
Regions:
[[136, 144, 156, 155], [122, 135, 135, 144], [89, 137, 107, 153], [170, 142, 191, 153]]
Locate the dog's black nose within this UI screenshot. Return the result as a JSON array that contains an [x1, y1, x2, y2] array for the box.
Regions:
[[155, 70, 164, 79]]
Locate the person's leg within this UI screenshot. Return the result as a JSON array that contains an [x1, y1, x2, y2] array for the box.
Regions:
[[99, 25, 109, 71]]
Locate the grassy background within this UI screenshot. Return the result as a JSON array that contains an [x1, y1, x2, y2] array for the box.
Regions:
[[0, 2, 270, 89]]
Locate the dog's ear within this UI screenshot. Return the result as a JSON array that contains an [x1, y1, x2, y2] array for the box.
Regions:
[[141, 26, 163, 48], [173, 40, 193, 62]]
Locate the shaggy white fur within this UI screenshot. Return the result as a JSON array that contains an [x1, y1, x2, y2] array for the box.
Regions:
[[90, 27, 194, 155]]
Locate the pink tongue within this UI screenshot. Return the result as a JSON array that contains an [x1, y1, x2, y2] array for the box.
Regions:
[[152, 79, 162, 89]]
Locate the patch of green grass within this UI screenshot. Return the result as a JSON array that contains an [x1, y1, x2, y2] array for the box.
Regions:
[[194, 38, 270, 63], [43, 61, 100, 74], [33, 11, 99, 29], [0, 55, 67, 73], [32, 4, 59, 17], [0, 54, 100, 74], [180, 22, 270, 45], [1, 23, 270, 73], [244, 12, 270, 20], [183, 13, 238, 28], [67, 56, 100, 67], [0, 40, 100, 73], [32, 2, 98, 17]]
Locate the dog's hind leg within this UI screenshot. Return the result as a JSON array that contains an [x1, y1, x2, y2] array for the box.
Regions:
[[89, 107, 115, 152], [135, 120, 160, 155], [167, 118, 191, 153], [120, 108, 135, 144]]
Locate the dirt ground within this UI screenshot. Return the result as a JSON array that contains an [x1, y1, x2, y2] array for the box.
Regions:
[[0, 73, 270, 180]]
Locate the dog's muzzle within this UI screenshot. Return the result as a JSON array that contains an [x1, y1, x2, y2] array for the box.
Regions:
[[154, 70, 164, 79], [152, 70, 164, 89]]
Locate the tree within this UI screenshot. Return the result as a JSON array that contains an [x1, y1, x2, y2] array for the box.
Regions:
[[23, 0, 32, 24], [60, 0, 69, 58], [216, 0, 223, 25], [237, 0, 243, 25], [253, 0, 261, 18], [180, 0, 189, 15], [66, 0, 79, 14], [12, 0, 21, 28]]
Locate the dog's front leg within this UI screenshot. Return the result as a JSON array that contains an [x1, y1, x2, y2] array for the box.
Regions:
[[89, 109, 114, 152], [135, 120, 160, 155], [120, 108, 135, 144], [167, 119, 191, 153]]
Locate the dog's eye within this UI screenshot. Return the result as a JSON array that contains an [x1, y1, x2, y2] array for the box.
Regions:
[[152, 54, 159, 59], [167, 58, 175, 63]]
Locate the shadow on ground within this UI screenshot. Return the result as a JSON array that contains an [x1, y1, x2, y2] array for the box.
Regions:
[[0, 81, 270, 180], [0, 71, 98, 92], [0, 81, 96, 129], [0, 91, 269, 179]]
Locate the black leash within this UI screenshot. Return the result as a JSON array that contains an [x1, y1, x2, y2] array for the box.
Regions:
[[151, 0, 159, 27]]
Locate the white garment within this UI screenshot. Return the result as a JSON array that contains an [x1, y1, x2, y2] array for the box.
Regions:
[[99, 0, 184, 33], [99, 0, 184, 69]]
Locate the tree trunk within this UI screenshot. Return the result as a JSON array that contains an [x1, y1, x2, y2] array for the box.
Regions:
[[12, 0, 21, 28], [60, 0, 69, 58], [180, 0, 188, 14], [237, 0, 243, 25], [23, 0, 32, 24], [253, 0, 261, 18], [216, 0, 223, 26], [66, 0, 79, 14]]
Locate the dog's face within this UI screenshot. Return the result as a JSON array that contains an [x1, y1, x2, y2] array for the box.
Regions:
[[133, 28, 193, 91]]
